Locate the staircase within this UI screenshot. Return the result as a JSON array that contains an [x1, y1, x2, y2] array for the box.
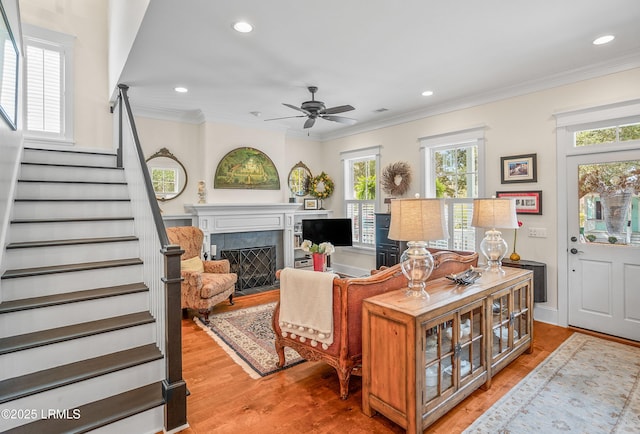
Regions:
[[0, 147, 167, 433]]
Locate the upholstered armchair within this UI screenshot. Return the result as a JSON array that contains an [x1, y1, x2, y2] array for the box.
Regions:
[[166, 226, 237, 323], [272, 249, 478, 399]]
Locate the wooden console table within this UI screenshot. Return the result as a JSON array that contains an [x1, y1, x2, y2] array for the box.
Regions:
[[362, 268, 533, 433]]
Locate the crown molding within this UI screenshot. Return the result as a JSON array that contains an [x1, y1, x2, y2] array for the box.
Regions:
[[318, 53, 640, 142]]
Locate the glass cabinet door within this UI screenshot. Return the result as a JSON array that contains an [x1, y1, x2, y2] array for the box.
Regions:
[[491, 288, 512, 360], [512, 281, 531, 346], [458, 301, 484, 385], [423, 301, 485, 408], [424, 314, 455, 404]]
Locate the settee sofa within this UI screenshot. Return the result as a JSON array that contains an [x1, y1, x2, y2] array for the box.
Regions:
[[272, 249, 478, 399]]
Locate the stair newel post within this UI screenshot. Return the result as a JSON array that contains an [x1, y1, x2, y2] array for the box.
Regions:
[[162, 244, 188, 431]]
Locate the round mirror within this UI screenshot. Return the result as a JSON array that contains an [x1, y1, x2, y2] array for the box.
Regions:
[[146, 148, 188, 202], [288, 161, 312, 197]]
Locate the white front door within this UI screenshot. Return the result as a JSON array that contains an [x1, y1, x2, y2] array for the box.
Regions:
[[566, 150, 640, 341]]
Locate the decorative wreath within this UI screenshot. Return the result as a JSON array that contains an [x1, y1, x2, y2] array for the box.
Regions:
[[381, 161, 412, 196], [309, 171, 334, 199]]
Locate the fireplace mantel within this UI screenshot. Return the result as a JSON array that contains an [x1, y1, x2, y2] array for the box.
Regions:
[[183, 203, 309, 268]]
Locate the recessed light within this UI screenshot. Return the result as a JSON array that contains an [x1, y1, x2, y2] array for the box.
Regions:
[[421, 90, 434, 97], [174, 87, 188, 93], [233, 21, 253, 33], [593, 35, 615, 45]]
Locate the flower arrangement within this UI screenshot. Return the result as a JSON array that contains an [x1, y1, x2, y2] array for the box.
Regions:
[[301, 240, 335, 255], [578, 163, 640, 198], [309, 172, 334, 200]]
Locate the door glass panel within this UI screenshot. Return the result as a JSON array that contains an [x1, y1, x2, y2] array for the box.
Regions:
[[578, 160, 640, 246]]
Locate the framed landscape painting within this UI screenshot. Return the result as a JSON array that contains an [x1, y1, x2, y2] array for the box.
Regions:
[[214, 147, 280, 190], [500, 153, 537, 183]]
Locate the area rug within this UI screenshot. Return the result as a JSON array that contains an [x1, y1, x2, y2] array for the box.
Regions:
[[464, 333, 640, 433], [194, 302, 304, 378]]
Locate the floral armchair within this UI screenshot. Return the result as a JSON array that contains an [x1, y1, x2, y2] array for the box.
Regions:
[[166, 226, 237, 323], [272, 249, 478, 399]]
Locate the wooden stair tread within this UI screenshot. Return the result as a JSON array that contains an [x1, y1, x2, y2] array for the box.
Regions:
[[0, 312, 155, 356], [0, 283, 148, 314], [24, 146, 116, 156], [6, 236, 138, 249], [14, 198, 130, 202], [17, 179, 127, 185], [11, 216, 134, 224], [0, 344, 162, 404], [21, 161, 123, 170], [4, 382, 165, 434], [1, 258, 143, 279]]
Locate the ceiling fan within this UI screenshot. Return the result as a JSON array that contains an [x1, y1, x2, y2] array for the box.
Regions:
[[265, 86, 357, 129]]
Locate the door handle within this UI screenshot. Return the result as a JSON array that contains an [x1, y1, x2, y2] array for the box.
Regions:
[[570, 248, 584, 254]]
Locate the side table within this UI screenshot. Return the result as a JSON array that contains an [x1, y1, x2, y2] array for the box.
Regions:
[[501, 259, 546, 302]]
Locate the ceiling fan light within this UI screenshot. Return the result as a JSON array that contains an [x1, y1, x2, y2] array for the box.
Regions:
[[593, 35, 614, 45], [233, 21, 253, 33]]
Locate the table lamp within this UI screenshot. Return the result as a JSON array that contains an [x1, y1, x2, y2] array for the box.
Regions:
[[471, 198, 519, 274], [388, 198, 448, 298]]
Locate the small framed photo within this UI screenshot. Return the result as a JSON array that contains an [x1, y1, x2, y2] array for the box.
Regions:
[[496, 191, 543, 215], [303, 198, 319, 210], [500, 153, 537, 184]]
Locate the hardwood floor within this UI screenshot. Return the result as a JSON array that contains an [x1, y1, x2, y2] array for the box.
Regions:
[[178, 290, 574, 434]]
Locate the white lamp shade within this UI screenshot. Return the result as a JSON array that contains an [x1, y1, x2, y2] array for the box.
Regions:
[[388, 198, 448, 241], [471, 198, 519, 229]]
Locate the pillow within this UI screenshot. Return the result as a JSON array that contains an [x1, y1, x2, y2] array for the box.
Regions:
[[181, 256, 204, 272]]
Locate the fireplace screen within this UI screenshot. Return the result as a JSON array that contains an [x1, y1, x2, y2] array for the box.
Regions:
[[221, 245, 276, 290]]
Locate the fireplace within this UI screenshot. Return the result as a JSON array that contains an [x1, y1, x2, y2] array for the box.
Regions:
[[221, 245, 276, 290], [183, 202, 302, 271]]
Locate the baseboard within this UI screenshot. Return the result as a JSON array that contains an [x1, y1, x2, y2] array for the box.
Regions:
[[533, 304, 558, 325]]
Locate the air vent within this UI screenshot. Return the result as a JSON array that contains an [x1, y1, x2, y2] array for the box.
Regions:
[[374, 108, 389, 113]]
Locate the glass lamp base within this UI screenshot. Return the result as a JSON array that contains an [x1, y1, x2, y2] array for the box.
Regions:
[[480, 229, 508, 276], [400, 241, 434, 299], [405, 287, 430, 299]]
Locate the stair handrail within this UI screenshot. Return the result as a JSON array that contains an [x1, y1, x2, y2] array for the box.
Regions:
[[111, 83, 187, 431], [113, 84, 169, 247]]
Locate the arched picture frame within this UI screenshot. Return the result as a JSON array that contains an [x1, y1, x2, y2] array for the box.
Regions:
[[214, 147, 280, 190]]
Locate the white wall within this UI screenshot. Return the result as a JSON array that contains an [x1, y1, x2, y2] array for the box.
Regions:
[[135, 117, 324, 216], [20, 0, 112, 150], [0, 0, 23, 301], [321, 67, 640, 320]]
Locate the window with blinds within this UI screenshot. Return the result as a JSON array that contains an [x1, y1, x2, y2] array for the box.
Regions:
[[23, 24, 74, 144], [25, 43, 62, 134]]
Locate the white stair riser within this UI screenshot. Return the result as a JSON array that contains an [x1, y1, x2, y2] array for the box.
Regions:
[[0, 359, 164, 432], [4, 240, 139, 269], [13, 200, 132, 219], [1, 264, 144, 301], [0, 292, 149, 338], [9, 220, 135, 243], [0, 322, 156, 381], [90, 407, 164, 434], [22, 148, 117, 167], [16, 181, 129, 200], [20, 164, 125, 183]]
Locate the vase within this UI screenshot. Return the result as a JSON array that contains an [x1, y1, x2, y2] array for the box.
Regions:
[[312, 253, 326, 272], [600, 190, 632, 239]]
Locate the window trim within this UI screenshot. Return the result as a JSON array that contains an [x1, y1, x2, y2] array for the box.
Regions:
[[22, 23, 75, 146], [419, 127, 486, 251]]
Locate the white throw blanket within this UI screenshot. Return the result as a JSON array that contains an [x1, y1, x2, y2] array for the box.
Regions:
[[279, 268, 337, 350]]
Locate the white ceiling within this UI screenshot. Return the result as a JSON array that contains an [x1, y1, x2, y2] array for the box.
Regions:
[[119, 0, 640, 141]]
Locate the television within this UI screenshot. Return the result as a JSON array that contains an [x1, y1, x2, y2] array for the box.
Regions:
[[302, 218, 353, 247]]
